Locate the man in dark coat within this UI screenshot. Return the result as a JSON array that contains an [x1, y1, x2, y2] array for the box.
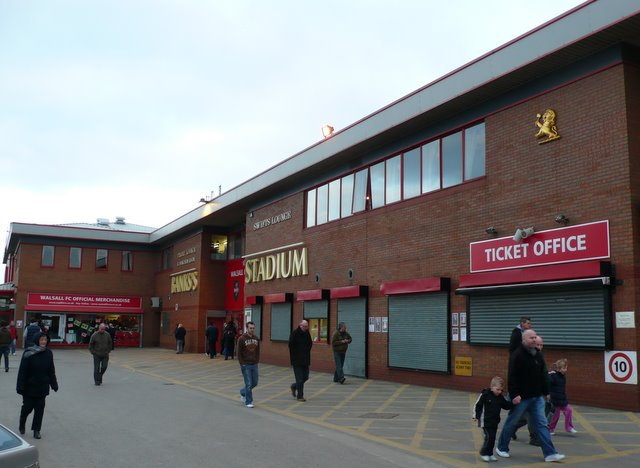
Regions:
[[89, 323, 112, 386], [23, 319, 42, 349], [205, 323, 219, 358], [17, 332, 59, 439], [496, 329, 565, 463], [288, 320, 312, 402], [174, 323, 186, 354]]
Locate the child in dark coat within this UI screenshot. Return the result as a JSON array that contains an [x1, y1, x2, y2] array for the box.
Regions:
[[473, 376, 513, 462], [548, 358, 577, 435]]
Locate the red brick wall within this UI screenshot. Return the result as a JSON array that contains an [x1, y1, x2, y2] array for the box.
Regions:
[[14, 242, 157, 346], [245, 63, 640, 410]]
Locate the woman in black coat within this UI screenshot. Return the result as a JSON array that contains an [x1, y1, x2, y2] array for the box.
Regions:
[[17, 332, 59, 439]]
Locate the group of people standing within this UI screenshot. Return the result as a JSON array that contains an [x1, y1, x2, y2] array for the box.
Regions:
[[235, 319, 352, 409], [473, 316, 573, 463], [174, 321, 238, 359]]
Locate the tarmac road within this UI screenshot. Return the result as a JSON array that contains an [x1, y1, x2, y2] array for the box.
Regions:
[[0, 348, 436, 468]]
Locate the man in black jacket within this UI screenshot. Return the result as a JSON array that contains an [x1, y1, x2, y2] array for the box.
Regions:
[[205, 323, 219, 358], [288, 320, 312, 402], [496, 329, 565, 463]]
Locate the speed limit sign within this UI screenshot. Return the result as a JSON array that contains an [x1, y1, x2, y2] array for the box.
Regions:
[[604, 351, 637, 384]]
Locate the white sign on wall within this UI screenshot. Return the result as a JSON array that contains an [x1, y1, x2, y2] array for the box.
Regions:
[[604, 351, 637, 385], [615, 311, 635, 328]]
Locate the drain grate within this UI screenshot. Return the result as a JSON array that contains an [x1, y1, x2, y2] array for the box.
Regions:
[[163, 383, 175, 385], [359, 412, 399, 419], [136, 365, 154, 369]]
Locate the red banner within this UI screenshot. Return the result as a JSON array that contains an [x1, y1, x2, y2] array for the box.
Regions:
[[225, 259, 245, 311], [470, 220, 610, 272], [27, 293, 143, 313]]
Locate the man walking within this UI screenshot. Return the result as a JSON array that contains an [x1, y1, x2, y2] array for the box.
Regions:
[[509, 316, 532, 353], [174, 323, 186, 354], [237, 321, 260, 408], [205, 322, 219, 359], [496, 329, 565, 462], [331, 322, 352, 384], [289, 320, 312, 402], [23, 319, 41, 349], [89, 323, 112, 386]]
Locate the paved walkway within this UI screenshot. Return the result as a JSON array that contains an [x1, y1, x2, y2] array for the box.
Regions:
[[110, 348, 640, 467]]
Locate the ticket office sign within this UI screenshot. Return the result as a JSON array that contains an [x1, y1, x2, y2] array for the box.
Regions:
[[470, 220, 609, 273]]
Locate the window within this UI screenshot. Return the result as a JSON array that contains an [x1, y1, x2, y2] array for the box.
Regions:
[[370, 161, 385, 209], [352, 169, 369, 213], [403, 148, 421, 199], [69, 247, 81, 269], [270, 303, 291, 341], [442, 131, 463, 188], [306, 189, 316, 227], [162, 247, 173, 270], [304, 121, 485, 227], [227, 232, 244, 260], [96, 249, 108, 270], [41, 246, 54, 267], [465, 122, 486, 180], [316, 184, 328, 225], [386, 155, 401, 204], [121, 251, 133, 271], [422, 140, 440, 193], [210, 234, 228, 260], [328, 179, 341, 221], [304, 300, 329, 343], [340, 174, 354, 218]]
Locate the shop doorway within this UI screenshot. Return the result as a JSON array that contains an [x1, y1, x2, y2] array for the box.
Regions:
[[40, 314, 64, 343], [207, 317, 225, 355], [337, 297, 367, 378]]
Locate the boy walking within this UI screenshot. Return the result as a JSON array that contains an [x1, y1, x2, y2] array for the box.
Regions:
[[473, 376, 513, 462]]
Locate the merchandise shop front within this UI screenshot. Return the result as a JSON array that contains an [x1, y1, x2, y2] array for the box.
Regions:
[[24, 293, 143, 347]]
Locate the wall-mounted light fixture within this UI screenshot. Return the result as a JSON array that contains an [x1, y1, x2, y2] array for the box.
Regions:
[[554, 214, 569, 225], [513, 226, 535, 242], [485, 227, 498, 235], [321, 124, 334, 138]]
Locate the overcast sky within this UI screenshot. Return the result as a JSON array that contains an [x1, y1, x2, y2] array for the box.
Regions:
[[0, 0, 585, 269]]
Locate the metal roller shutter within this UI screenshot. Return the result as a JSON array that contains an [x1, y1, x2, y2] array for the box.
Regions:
[[304, 300, 328, 319], [388, 293, 449, 372], [337, 298, 367, 378], [270, 303, 291, 341], [251, 304, 262, 339], [468, 286, 611, 348]]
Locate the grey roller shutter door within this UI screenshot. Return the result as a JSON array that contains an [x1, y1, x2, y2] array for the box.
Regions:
[[251, 304, 262, 339], [388, 293, 449, 372], [270, 303, 291, 341], [337, 297, 366, 378], [304, 300, 328, 318], [469, 287, 610, 349]]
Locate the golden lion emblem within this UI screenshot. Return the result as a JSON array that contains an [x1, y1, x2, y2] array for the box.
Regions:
[[535, 109, 560, 144]]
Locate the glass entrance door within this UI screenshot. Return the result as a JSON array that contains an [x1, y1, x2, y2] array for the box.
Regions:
[[40, 314, 65, 343]]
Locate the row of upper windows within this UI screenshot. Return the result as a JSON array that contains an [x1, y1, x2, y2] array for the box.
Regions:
[[41, 246, 134, 272], [306, 122, 485, 227]]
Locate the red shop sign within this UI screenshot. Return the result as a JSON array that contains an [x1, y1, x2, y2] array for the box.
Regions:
[[469, 220, 610, 273], [27, 293, 143, 313]]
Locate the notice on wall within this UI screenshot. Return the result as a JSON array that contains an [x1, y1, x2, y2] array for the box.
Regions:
[[451, 327, 459, 341], [381, 317, 388, 333], [616, 311, 635, 329], [460, 327, 467, 342], [454, 356, 472, 376], [451, 313, 459, 327], [368, 318, 375, 332]]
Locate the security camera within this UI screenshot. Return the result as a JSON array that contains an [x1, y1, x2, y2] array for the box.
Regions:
[[513, 227, 535, 242], [521, 227, 535, 238], [513, 228, 525, 242]]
